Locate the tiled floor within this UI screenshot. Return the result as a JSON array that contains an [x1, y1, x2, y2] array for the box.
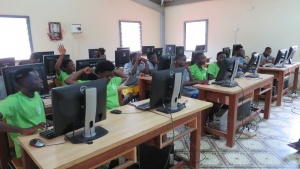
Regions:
[[174, 94, 300, 169]]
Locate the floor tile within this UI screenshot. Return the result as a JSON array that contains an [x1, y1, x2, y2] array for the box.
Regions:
[[220, 151, 259, 168]]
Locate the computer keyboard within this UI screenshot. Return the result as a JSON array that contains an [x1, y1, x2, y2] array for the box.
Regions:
[[135, 102, 150, 110], [39, 129, 55, 139]]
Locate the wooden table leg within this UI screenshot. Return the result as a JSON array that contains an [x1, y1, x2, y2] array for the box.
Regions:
[[199, 90, 207, 136], [139, 79, 145, 101], [189, 111, 201, 169], [0, 132, 10, 169], [276, 72, 284, 106], [21, 146, 36, 169], [226, 94, 238, 147], [293, 66, 299, 91]]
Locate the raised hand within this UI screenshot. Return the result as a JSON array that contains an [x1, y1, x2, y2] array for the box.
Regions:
[[58, 44, 66, 56]]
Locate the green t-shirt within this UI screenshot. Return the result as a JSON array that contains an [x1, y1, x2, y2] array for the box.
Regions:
[[0, 92, 46, 158], [207, 62, 220, 79], [56, 70, 69, 86], [189, 64, 207, 81], [78, 77, 122, 110]]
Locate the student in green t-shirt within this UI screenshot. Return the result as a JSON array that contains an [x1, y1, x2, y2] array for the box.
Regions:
[[189, 52, 208, 82], [0, 68, 52, 158], [55, 44, 75, 86], [65, 60, 127, 110], [207, 52, 226, 80]]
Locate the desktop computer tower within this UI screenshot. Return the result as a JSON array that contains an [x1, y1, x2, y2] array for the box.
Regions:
[[137, 143, 174, 169]]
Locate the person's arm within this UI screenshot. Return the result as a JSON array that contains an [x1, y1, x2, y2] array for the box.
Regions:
[[185, 66, 194, 81], [130, 55, 141, 75], [65, 67, 93, 85], [55, 44, 66, 76], [114, 69, 127, 83], [140, 58, 149, 74]]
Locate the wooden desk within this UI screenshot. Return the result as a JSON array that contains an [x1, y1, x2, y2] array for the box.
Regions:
[[137, 76, 152, 100], [18, 97, 212, 169], [258, 63, 300, 106], [194, 74, 274, 147]]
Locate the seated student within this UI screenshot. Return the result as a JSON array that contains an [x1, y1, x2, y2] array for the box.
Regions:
[[232, 45, 248, 71], [122, 52, 149, 105], [55, 45, 75, 86], [96, 48, 106, 59], [174, 54, 201, 99], [260, 47, 274, 66], [0, 68, 52, 159], [65, 60, 127, 110], [207, 52, 226, 80], [189, 52, 208, 82], [29, 52, 41, 63], [146, 52, 158, 74]]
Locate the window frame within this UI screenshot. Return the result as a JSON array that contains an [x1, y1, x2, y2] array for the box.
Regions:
[[119, 20, 142, 52], [184, 19, 208, 52], [0, 15, 33, 60]]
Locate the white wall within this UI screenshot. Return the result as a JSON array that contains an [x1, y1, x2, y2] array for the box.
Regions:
[[165, 0, 300, 62], [0, 0, 161, 61]]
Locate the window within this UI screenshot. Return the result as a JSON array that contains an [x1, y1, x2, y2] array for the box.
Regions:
[[119, 21, 142, 52], [184, 20, 208, 51], [0, 15, 33, 60]]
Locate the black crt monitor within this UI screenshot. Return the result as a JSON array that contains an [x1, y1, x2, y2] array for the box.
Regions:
[[222, 47, 231, 58], [117, 47, 130, 51], [176, 46, 185, 55], [43, 54, 70, 76], [243, 53, 261, 78], [158, 54, 175, 70], [195, 45, 206, 52], [2, 63, 49, 96], [165, 44, 176, 55], [191, 51, 202, 65], [274, 49, 288, 68], [150, 67, 185, 113], [76, 58, 106, 80], [286, 46, 298, 64], [153, 48, 163, 60], [51, 79, 107, 144], [141, 46, 155, 55], [232, 44, 242, 56], [36, 51, 54, 63], [212, 58, 239, 87], [115, 50, 130, 68], [88, 49, 99, 58], [0, 57, 15, 75]]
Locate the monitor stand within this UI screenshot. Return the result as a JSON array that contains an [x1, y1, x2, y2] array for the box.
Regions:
[[65, 88, 108, 144], [156, 72, 185, 114]]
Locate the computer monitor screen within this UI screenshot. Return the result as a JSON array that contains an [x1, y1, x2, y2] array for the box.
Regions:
[[232, 44, 242, 56], [88, 49, 99, 58], [36, 51, 54, 62], [0, 57, 15, 75], [243, 53, 261, 78], [191, 51, 202, 65], [165, 45, 176, 55], [195, 45, 206, 52], [51, 79, 107, 143], [274, 49, 288, 67], [176, 46, 185, 55], [222, 47, 231, 58], [150, 67, 185, 113], [213, 58, 239, 87], [117, 47, 130, 51], [43, 54, 70, 76], [153, 48, 163, 60], [158, 55, 175, 70], [286, 46, 298, 64], [2, 63, 49, 96], [76, 58, 106, 80], [115, 50, 130, 68], [141, 46, 154, 55]]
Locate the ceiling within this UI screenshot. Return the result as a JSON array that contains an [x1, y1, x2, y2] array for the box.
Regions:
[[148, 0, 208, 7]]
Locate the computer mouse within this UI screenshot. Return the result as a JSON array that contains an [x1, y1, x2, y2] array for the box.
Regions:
[[110, 109, 122, 114], [29, 138, 45, 148]]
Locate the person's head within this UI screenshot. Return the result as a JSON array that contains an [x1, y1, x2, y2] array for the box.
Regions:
[[147, 52, 158, 65], [129, 52, 139, 64], [97, 48, 106, 58], [62, 59, 75, 74], [216, 52, 226, 64], [234, 45, 244, 57], [264, 47, 272, 56], [174, 54, 187, 67], [95, 60, 115, 82], [14, 68, 43, 92], [195, 52, 206, 65], [29, 53, 40, 63]]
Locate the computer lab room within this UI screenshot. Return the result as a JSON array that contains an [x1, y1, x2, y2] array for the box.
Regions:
[[0, 0, 300, 169]]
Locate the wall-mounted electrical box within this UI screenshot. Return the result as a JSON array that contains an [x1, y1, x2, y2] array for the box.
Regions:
[[71, 24, 81, 33]]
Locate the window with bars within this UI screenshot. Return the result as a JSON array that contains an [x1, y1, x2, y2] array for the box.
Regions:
[[184, 19, 208, 52], [119, 21, 142, 52], [0, 15, 33, 60]]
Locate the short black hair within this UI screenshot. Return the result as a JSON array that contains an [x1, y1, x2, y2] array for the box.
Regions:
[[30, 53, 40, 60], [217, 52, 225, 58], [234, 45, 243, 52], [95, 60, 115, 74], [130, 52, 138, 60], [265, 47, 271, 51], [147, 52, 155, 60], [175, 54, 186, 61], [62, 59, 73, 68], [14, 68, 35, 85], [98, 48, 106, 55], [194, 52, 205, 60]]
